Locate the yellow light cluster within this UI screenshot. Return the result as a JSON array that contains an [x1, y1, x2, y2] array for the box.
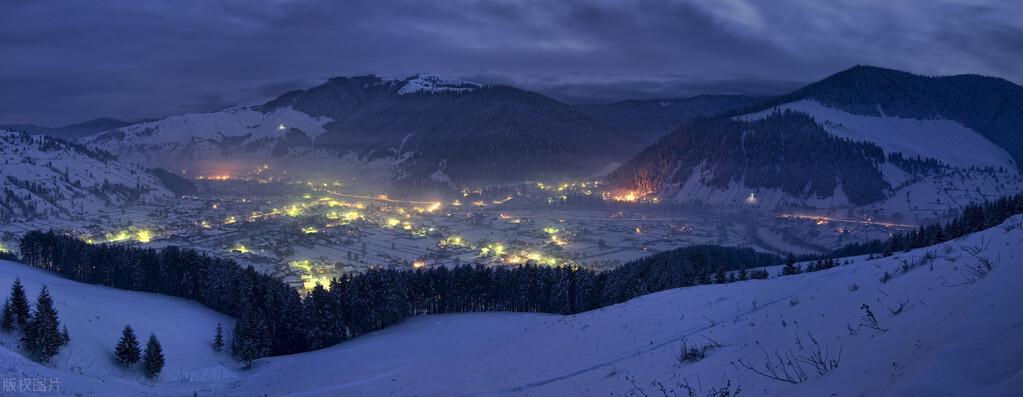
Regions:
[[103, 228, 154, 244], [230, 243, 250, 254], [504, 251, 558, 266]]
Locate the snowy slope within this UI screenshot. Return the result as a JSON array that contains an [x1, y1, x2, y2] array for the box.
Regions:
[[81, 106, 334, 177], [741, 100, 1017, 171], [2, 216, 1021, 396], [223, 216, 1023, 396], [0, 131, 172, 222], [87, 106, 331, 147], [0, 261, 239, 396]]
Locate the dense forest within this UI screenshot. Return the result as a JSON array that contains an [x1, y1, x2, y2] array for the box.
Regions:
[[609, 110, 896, 205], [16, 233, 778, 362]]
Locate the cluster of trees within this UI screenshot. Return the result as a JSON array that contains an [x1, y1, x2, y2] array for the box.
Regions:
[[833, 192, 1023, 257], [19, 232, 307, 361], [1, 279, 69, 362], [781, 256, 839, 276], [115, 325, 164, 378], [18, 232, 780, 362]]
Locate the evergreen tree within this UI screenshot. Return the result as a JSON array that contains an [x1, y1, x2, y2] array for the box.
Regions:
[[233, 307, 271, 368], [212, 323, 224, 352], [115, 325, 141, 368], [781, 254, 801, 276], [1, 299, 14, 331], [8, 278, 30, 327], [142, 334, 165, 378], [23, 286, 64, 362]]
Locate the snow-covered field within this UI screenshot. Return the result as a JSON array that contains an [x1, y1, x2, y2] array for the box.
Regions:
[[2, 215, 1022, 396]]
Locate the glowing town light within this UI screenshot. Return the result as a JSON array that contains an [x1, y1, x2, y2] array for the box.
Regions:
[[223, 216, 237, 225], [106, 230, 132, 242], [543, 227, 559, 235], [199, 220, 212, 229], [745, 192, 758, 205], [135, 229, 153, 243], [385, 218, 401, 228], [341, 211, 362, 222], [289, 259, 313, 272], [0, 243, 7, 253], [616, 192, 639, 202], [277, 123, 286, 131], [412, 260, 427, 269], [301, 227, 319, 234], [284, 205, 303, 217], [230, 243, 250, 254]]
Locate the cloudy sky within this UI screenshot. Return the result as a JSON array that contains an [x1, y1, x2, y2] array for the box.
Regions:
[[2, 0, 1021, 125]]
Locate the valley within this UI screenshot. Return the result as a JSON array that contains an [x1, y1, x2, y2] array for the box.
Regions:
[[0, 174, 907, 293]]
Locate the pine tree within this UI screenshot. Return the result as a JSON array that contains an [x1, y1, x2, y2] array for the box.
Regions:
[[9, 278, 30, 327], [142, 334, 165, 378], [23, 286, 63, 362], [1, 299, 14, 331], [115, 325, 141, 368], [781, 254, 801, 276], [233, 307, 271, 368], [212, 323, 224, 352]]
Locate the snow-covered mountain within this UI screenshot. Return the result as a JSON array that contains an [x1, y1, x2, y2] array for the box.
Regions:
[[85, 74, 636, 193], [0, 131, 173, 223], [2, 213, 1021, 396], [610, 66, 1023, 221]]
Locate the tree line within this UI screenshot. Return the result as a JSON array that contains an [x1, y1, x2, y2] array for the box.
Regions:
[[17, 232, 779, 363], [832, 192, 1023, 257]]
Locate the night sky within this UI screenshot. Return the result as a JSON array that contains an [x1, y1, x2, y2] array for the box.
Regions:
[[3, 0, 1021, 126]]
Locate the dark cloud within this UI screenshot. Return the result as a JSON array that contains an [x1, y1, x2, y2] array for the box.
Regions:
[[0, 0, 1020, 125]]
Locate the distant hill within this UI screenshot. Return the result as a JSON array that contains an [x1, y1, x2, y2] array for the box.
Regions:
[[86, 74, 638, 194], [0, 117, 131, 141], [577, 95, 761, 144], [609, 66, 1023, 220]]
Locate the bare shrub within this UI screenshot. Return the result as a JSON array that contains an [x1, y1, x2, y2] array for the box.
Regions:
[[859, 304, 887, 333], [676, 338, 722, 364], [733, 341, 808, 384]]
